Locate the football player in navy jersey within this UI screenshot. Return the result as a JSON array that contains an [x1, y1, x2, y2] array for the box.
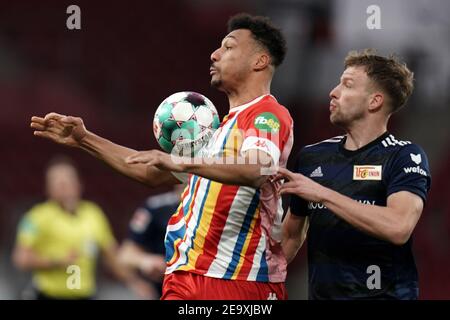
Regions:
[[118, 185, 185, 299], [278, 49, 431, 299]]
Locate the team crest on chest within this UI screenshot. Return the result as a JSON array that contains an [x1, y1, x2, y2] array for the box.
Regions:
[[353, 165, 382, 180]]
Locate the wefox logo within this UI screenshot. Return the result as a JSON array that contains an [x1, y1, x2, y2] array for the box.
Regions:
[[403, 166, 427, 176]]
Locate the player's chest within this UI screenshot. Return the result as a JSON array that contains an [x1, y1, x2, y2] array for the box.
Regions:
[[200, 116, 243, 157], [303, 157, 390, 211], [44, 216, 99, 254]]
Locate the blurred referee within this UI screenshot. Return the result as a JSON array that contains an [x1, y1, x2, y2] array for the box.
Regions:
[[12, 156, 151, 300]]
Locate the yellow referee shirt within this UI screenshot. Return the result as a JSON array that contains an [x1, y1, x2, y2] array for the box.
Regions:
[[16, 200, 115, 298]]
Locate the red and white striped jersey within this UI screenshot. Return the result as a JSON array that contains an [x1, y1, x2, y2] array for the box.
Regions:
[[165, 94, 294, 282]]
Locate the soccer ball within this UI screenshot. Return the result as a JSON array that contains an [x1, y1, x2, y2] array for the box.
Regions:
[[153, 91, 220, 156]]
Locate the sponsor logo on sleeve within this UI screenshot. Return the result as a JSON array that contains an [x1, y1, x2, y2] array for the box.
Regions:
[[403, 166, 428, 176], [353, 165, 382, 180], [254, 112, 280, 133], [403, 153, 427, 176], [410, 153, 422, 165]]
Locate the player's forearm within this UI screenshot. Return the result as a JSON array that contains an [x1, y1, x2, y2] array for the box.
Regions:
[[321, 189, 409, 245], [102, 245, 138, 283], [282, 214, 308, 263], [118, 242, 146, 270], [183, 160, 268, 187], [13, 249, 64, 271], [79, 131, 156, 185], [282, 238, 303, 264]]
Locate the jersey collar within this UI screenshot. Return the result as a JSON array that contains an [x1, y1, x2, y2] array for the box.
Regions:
[[228, 94, 275, 114], [338, 131, 390, 157]]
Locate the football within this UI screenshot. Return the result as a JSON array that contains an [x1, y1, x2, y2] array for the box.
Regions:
[[153, 91, 220, 156]]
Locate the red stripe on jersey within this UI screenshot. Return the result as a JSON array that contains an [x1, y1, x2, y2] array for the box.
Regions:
[[167, 180, 195, 226], [194, 185, 240, 273], [235, 210, 262, 279]]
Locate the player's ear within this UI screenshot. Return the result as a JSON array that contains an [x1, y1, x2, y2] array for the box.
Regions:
[[368, 92, 384, 112], [253, 52, 270, 71]]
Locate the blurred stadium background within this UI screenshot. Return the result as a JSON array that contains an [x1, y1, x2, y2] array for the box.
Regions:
[[0, 0, 449, 299]]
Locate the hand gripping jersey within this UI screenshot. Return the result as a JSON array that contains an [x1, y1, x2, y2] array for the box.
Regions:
[[165, 94, 293, 282]]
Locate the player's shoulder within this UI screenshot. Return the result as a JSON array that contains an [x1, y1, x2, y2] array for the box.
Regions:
[[239, 95, 292, 134], [255, 95, 290, 114], [23, 201, 60, 228], [301, 135, 345, 153], [242, 95, 291, 119], [380, 133, 428, 158], [27, 201, 58, 218], [79, 200, 103, 212], [78, 200, 107, 222]]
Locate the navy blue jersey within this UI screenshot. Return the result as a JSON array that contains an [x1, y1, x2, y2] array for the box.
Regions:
[[290, 132, 431, 300], [128, 191, 180, 254], [128, 191, 180, 295]]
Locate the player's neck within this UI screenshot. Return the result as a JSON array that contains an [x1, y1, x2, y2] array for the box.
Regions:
[[227, 80, 271, 110], [344, 121, 387, 151], [55, 199, 79, 215]]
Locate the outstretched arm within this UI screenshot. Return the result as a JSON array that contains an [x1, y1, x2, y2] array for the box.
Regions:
[[31, 113, 179, 187], [12, 244, 77, 271], [277, 167, 424, 246], [125, 148, 274, 188], [118, 240, 166, 282]]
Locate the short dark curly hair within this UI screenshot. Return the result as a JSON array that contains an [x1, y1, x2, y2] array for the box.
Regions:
[[228, 13, 287, 67]]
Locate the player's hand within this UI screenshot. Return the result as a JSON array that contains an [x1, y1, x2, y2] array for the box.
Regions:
[[138, 255, 166, 282], [275, 167, 327, 203], [54, 250, 79, 268], [31, 113, 88, 148], [127, 277, 157, 300], [125, 150, 186, 172]]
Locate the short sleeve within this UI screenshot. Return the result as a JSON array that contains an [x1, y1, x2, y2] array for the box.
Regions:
[[385, 144, 431, 204], [16, 213, 40, 248], [239, 101, 293, 166]]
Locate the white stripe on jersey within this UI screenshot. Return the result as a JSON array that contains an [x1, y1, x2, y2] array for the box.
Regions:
[[207, 113, 239, 157], [304, 136, 344, 148], [228, 94, 271, 113], [166, 217, 186, 233], [181, 177, 197, 208], [270, 199, 284, 243], [205, 186, 257, 278], [381, 134, 411, 148], [247, 235, 266, 281]]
